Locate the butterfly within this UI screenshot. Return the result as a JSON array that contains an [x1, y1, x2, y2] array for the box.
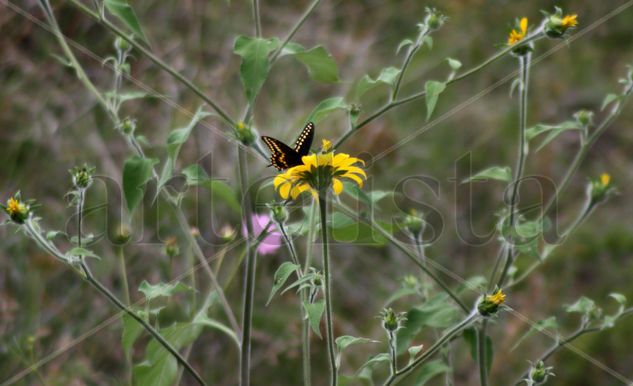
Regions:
[[261, 122, 315, 170]]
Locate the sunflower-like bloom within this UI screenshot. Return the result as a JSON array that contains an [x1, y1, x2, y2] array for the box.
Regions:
[[273, 151, 366, 200], [2, 194, 31, 224], [544, 8, 579, 38], [561, 14, 578, 28], [507, 17, 528, 45], [478, 289, 507, 316]]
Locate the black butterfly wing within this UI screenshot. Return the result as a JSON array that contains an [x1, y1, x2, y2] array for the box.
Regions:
[[262, 136, 303, 170], [293, 122, 315, 156]]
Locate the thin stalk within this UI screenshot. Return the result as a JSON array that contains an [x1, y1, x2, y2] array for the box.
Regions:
[[334, 203, 469, 313], [269, 0, 322, 63], [334, 34, 541, 149], [22, 220, 206, 385], [383, 311, 479, 386], [66, 0, 236, 127], [301, 201, 318, 386], [38, 0, 114, 121], [238, 145, 257, 386], [477, 321, 489, 386], [116, 246, 131, 305], [494, 52, 531, 289], [391, 25, 430, 101], [252, 0, 262, 37], [80, 261, 207, 385], [278, 222, 312, 386], [388, 331, 398, 376], [318, 195, 338, 386]]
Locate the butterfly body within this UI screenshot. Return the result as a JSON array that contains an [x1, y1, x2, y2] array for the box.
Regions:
[[262, 122, 315, 170]]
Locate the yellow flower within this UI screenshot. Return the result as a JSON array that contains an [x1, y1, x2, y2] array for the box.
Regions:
[[561, 14, 578, 28], [273, 151, 366, 200], [321, 139, 332, 152], [3, 194, 30, 223], [600, 173, 610, 187], [508, 17, 528, 45], [486, 289, 506, 306]]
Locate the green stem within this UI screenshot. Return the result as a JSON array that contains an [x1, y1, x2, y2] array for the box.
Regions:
[[38, 0, 115, 120], [494, 52, 531, 289], [269, 0, 322, 63], [23, 219, 205, 385], [66, 0, 236, 127], [238, 145, 257, 386], [318, 195, 338, 386], [383, 311, 479, 386], [334, 203, 469, 313], [388, 330, 398, 376], [278, 222, 312, 386], [80, 261, 207, 385], [391, 28, 427, 101], [477, 321, 489, 386], [252, 0, 262, 37], [334, 34, 541, 149]]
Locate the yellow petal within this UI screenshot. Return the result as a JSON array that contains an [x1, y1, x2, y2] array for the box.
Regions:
[[332, 178, 343, 195], [343, 166, 367, 177], [342, 172, 364, 187], [279, 182, 291, 199], [520, 17, 528, 34]]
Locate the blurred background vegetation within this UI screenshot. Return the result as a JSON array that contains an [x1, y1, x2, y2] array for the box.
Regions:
[[1, 0, 632, 385]]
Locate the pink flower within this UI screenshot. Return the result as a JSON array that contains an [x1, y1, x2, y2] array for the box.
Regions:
[[242, 213, 282, 255]]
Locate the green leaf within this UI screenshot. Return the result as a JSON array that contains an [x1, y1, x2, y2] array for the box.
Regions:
[[354, 67, 402, 99], [609, 293, 627, 305], [336, 335, 378, 352], [565, 296, 597, 315], [413, 359, 451, 386], [104, 0, 148, 43], [46, 230, 64, 240], [407, 344, 424, 364], [396, 294, 460, 353], [511, 316, 558, 350], [122, 311, 144, 353], [138, 280, 192, 301], [357, 353, 390, 373], [306, 97, 348, 123], [266, 262, 300, 305], [446, 58, 462, 71], [424, 80, 446, 121], [462, 166, 512, 183], [601, 93, 620, 111], [123, 156, 158, 213], [335, 335, 379, 367], [68, 247, 101, 260], [303, 300, 325, 338], [525, 121, 580, 151], [158, 108, 211, 191], [396, 38, 414, 54], [192, 293, 240, 347], [293, 45, 340, 83], [181, 165, 241, 215], [133, 322, 202, 386], [233, 36, 279, 102]]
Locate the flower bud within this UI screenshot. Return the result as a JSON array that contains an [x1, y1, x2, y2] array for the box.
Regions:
[[268, 203, 289, 224], [543, 8, 578, 39], [120, 117, 136, 135], [219, 224, 236, 241], [478, 289, 506, 317], [380, 307, 407, 332], [113, 223, 132, 244], [114, 36, 131, 53], [235, 121, 256, 146], [2, 194, 31, 224], [573, 109, 593, 128], [424, 7, 446, 31], [588, 173, 615, 206], [528, 360, 554, 384], [70, 164, 95, 190], [163, 236, 180, 258], [403, 209, 425, 237]]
